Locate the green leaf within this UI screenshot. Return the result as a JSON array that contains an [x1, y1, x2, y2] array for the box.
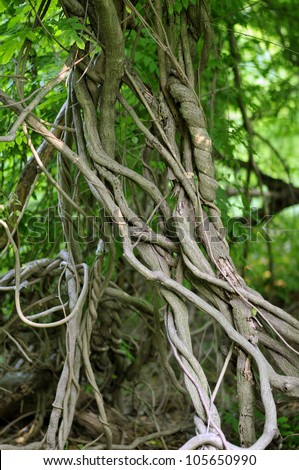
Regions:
[[74, 35, 85, 49], [175, 1, 183, 14], [168, 4, 174, 15], [25, 30, 36, 42], [0, 142, 9, 151], [16, 135, 23, 146], [278, 417, 288, 424], [0, 41, 17, 64], [0, 0, 8, 14]]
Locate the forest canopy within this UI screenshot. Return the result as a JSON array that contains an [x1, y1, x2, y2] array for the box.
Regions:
[[0, 0, 298, 450]]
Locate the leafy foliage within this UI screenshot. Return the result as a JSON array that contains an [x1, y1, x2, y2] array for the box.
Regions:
[[0, 0, 298, 451]]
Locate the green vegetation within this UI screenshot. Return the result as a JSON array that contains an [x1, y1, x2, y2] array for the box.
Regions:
[[0, 0, 298, 450]]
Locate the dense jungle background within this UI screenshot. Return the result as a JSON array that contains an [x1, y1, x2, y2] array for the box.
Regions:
[[0, 0, 298, 450]]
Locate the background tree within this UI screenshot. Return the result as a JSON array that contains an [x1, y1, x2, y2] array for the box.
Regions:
[[0, 0, 298, 450]]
